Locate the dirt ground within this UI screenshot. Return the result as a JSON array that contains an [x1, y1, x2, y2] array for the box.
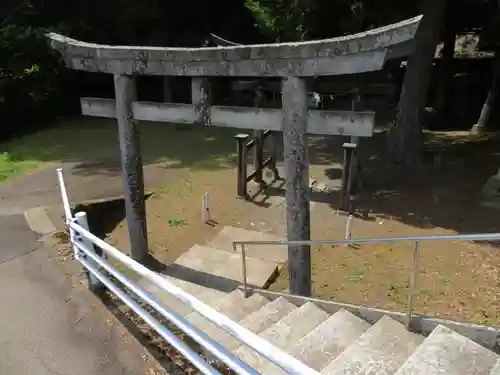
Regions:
[[104, 128, 500, 327]]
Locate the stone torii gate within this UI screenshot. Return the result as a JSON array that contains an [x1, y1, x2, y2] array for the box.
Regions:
[[47, 15, 421, 296]]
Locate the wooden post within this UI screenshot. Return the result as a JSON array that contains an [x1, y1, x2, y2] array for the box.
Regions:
[[281, 77, 312, 297], [114, 74, 149, 263], [253, 86, 265, 183], [253, 130, 264, 183], [270, 131, 281, 181], [235, 134, 249, 199]]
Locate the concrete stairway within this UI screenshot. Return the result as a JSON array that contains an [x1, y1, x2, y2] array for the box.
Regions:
[[139, 226, 500, 374]]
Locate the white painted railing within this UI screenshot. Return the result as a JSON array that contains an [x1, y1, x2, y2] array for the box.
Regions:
[[56, 168, 319, 375]]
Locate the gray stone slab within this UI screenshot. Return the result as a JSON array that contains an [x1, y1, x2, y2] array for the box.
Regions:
[[216, 296, 298, 351], [82, 99, 376, 137], [280, 308, 371, 372], [24, 207, 56, 234], [208, 226, 288, 264], [394, 325, 498, 375], [184, 290, 268, 348], [138, 274, 226, 317], [47, 16, 422, 76], [232, 302, 330, 372], [239, 296, 298, 334], [490, 359, 500, 375], [172, 244, 278, 289], [256, 289, 500, 353], [320, 315, 424, 375]]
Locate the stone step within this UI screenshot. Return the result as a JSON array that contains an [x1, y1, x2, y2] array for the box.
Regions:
[[216, 296, 298, 351], [286, 308, 371, 372], [232, 301, 330, 372], [207, 226, 288, 264], [184, 290, 269, 346], [490, 359, 500, 375], [320, 315, 424, 375], [138, 274, 226, 317], [257, 308, 370, 374], [394, 325, 498, 375], [171, 244, 278, 291], [239, 297, 298, 334]]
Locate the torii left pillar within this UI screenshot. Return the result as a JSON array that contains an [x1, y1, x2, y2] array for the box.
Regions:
[[282, 77, 312, 297], [114, 74, 149, 263]]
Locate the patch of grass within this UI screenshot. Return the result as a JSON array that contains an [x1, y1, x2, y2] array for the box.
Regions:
[[0, 117, 240, 183], [344, 261, 371, 283], [0, 151, 41, 182], [167, 219, 187, 228], [345, 271, 365, 283], [439, 275, 451, 285], [420, 288, 433, 295], [387, 282, 408, 307]]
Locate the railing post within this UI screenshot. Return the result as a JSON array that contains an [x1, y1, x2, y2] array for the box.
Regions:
[[406, 240, 421, 330], [241, 244, 249, 297], [74, 211, 106, 295], [235, 134, 249, 199]]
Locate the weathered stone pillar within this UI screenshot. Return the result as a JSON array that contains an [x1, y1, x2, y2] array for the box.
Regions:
[[114, 74, 149, 263], [281, 77, 312, 297], [191, 77, 211, 105]]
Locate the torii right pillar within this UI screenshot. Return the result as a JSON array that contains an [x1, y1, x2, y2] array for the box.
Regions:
[[282, 77, 312, 296]]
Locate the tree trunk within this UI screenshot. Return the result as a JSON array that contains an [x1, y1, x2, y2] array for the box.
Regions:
[[388, 0, 448, 165], [434, 10, 456, 127], [473, 53, 500, 133], [472, 0, 500, 133]]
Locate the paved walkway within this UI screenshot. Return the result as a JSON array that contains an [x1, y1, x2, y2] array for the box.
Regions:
[[0, 163, 167, 374], [0, 158, 169, 215]]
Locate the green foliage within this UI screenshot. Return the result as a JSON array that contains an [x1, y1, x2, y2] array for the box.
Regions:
[[244, 0, 312, 41], [0, 0, 494, 142], [0, 0, 75, 139], [244, 0, 421, 42], [0, 0, 257, 140]]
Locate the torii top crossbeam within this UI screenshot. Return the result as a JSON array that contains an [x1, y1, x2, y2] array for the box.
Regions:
[[47, 16, 421, 77]]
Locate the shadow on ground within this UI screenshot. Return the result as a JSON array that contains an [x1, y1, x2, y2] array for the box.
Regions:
[[74, 194, 152, 239], [11, 116, 500, 246], [2, 117, 363, 180], [2, 118, 243, 177], [250, 131, 500, 245]]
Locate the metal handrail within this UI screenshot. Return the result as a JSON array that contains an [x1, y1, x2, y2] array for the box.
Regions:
[[75, 240, 259, 375], [233, 232, 500, 329], [69, 221, 319, 374], [79, 256, 222, 375], [57, 168, 318, 375], [68, 219, 319, 374], [233, 232, 500, 246]]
